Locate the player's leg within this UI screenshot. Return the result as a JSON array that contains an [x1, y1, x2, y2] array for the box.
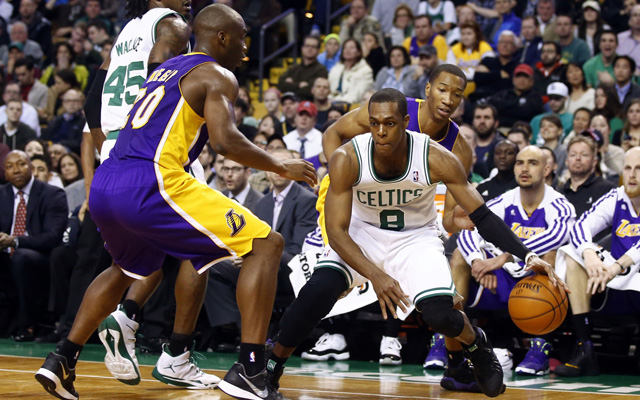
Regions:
[[555, 255, 598, 376]]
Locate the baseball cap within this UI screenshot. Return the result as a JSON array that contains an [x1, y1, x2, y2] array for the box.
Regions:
[[580, 128, 604, 148], [513, 63, 534, 77], [281, 91, 299, 104], [547, 82, 569, 98], [582, 0, 600, 12], [297, 101, 317, 117], [418, 44, 437, 57]]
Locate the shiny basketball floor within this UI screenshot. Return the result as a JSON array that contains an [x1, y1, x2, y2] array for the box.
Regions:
[[0, 339, 639, 399]]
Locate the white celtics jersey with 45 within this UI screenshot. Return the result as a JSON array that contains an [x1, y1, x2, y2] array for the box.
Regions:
[[101, 8, 189, 132], [351, 130, 438, 231]]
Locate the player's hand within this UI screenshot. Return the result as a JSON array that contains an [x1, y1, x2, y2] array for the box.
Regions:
[[587, 263, 619, 295], [279, 159, 318, 186], [369, 270, 410, 320], [478, 273, 497, 294], [525, 254, 571, 294], [583, 250, 606, 281], [452, 205, 475, 231], [471, 258, 503, 281]]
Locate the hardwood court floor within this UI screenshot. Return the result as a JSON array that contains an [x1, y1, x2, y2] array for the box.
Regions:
[[0, 339, 639, 399]]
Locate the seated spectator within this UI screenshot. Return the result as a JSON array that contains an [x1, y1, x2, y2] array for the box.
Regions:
[[233, 98, 257, 141], [44, 0, 85, 41], [362, 32, 386, 78], [556, 14, 590, 66], [418, 0, 457, 36], [197, 142, 215, 187], [564, 62, 595, 114], [582, 30, 618, 88], [618, 99, 640, 149], [403, 14, 448, 62], [445, 20, 494, 96], [13, 0, 52, 57], [339, 0, 385, 53], [488, 63, 544, 129], [557, 135, 616, 216], [519, 16, 542, 66], [0, 150, 68, 341], [452, 145, 575, 376], [540, 145, 559, 187], [506, 127, 530, 151], [311, 77, 331, 130], [538, 114, 568, 177], [0, 99, 36, 151], [533, 41, 567, 96], [405, 44, 439, 99], [253, 133, 268, 151], [13, 58, 48, 117], [388, 3, 415, 47], [470, 30, 519, 103], [280, 91, 299, 134], [42, 88, 85, 155], [616, 4, 640, 74], [531, 82, 573, 143], [446, 4, 475, 46], [257, 114, 284, 140], [277, 36, 328, 102], [470, 0, 521, 50], [43, 68, 79, 121], [317, 34, 341, 72], [68, 23, 102, 72], [58, 152, 82, 187], [76, 0, 113, 36], [475, 139, 518, 201], [237, 86, 258, 127], [595, 83, 624, 139], [576, 1, 610, 56], [283, 102, 322, 159], [373, 46, 414, 94], [554, 148, 640, 377], [371, 0, 419, 37], [328, 39, 374, 104], [24, 139, 45, 159], [0, 82, 39, 136], [472, 103, 502, 179], [0, 21, 43, 66], [613, 55, 640, 112], [262, 88, 283, 122], [30, 153, 63, 189], [565, 107, 593, 143], [536, 0, 559, 42], [47, 143, 67, 172], [588, 115, 625, 180]]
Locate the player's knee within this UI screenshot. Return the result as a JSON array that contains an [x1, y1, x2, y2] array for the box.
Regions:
[[417, 296, 465, 338], [267, 230, 285, 252]]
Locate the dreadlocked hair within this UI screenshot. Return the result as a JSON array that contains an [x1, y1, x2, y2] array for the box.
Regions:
[[125, 0, 150, 19]]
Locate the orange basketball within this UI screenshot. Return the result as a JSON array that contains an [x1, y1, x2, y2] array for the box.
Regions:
[[508, 275, 569, 335]]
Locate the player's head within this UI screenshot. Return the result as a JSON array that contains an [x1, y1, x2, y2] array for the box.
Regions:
[[623, 147, 640, 199], [368, 88, 410, 156], [425, 64, 466, 122], [494, 139, 518, 173], [193, 4, 247, 71], [514, 145, 550, 190]]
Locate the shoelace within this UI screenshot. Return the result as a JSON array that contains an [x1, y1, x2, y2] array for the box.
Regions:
[[314, 333, 331, 347], [384, 338, 402, 351]]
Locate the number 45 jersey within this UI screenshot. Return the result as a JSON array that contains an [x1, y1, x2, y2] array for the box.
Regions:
[[110, 53, 214, 172], [101, 8, 188, 132], [350, 131, 438, 232]]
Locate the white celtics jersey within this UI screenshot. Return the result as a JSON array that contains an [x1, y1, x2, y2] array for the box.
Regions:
[[351, 130, 438, 231], [101, 8, 187, 132]]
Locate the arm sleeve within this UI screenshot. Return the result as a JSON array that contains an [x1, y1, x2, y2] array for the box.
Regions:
[[458, 196, 505, 264], [522, 197, 576, 257], [469, 203, 530, 261], [84, 68, 107, 129], [570, 188, 617, 257]]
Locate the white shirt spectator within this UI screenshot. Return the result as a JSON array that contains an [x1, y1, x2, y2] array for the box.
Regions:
[[283, 127, 323, 159], [0, 101, 40, 136]]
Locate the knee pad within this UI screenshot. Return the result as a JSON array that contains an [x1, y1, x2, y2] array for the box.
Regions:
[[418, 296, 465, 338], [278, 267, 348, 348]]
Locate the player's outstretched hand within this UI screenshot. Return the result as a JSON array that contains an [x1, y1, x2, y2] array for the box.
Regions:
[[369, 270, 410, 320], [279, 159, 318, 186], [525, 254, 571, 294]]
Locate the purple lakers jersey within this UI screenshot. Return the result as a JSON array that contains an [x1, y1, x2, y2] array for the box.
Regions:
[[406, 97, 459, 152], [110, 53, 213, 171]]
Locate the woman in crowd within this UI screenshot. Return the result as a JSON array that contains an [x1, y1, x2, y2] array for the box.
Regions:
[[362, 32, 386, 78], [257, 114, 284, 139], [594, 83, 624, 140], [253, 132, 268, 151], [24, 139, 47, 159], [43, 69, 80, 121], [576, 1, 610, 56], [59, 152, 83, 187], [262, 88, 283, 122], [563, 62, 595, 114], [317, 34, 341, 72], [388, 4, 414, 46], [564, 107, 593, 143], [590, 112, 625, 180], [445, 20, 493, 96], [328, 39, 374, 104], [618, 99, 640, 149], [40, 42, 89, 92], [373, 46, 413, 94]]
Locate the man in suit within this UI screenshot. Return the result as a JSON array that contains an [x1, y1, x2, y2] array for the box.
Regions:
[[0, 150, 68, 340], [220, 158, 264, 211]]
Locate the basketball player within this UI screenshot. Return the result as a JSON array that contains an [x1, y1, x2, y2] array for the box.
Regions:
[[80, 0, 216, 388], [453, 146, 575, 376], [35, 5, 317, 400], [265, 89, 565, 399], [317, 64, 477, 391], [554, 147, 640, 377]]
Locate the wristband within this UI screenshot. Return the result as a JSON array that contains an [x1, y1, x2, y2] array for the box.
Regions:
[[613, 261, 626, 274], [525, 252, 537, 265]]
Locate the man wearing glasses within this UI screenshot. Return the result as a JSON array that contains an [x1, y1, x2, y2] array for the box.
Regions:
[[42, 89, 86, 155]]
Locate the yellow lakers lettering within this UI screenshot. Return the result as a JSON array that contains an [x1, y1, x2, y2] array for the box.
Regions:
[[511, 223, 546, 239], [147, 68, 179, 83], [615, 219, 640, 238]]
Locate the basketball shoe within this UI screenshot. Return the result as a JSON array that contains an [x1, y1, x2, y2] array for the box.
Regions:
[[463, 327, 505, 398], [379, 336, 402, 366], [152, 343, 220, 389], [554, 341, 599, 377], [301, 333, 350, 361], [219, 362, 284, 400], [35, 352, 79, 400], [423, 333, 446, 369], [515, 338, 551, 376], [440, 359, 481, 393], [98, 304, 140, 384]]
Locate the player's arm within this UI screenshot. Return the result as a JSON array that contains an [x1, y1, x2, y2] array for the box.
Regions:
[[442, 135, 475, 233], [187, 64, 316, 185], [80, 125, 95, 201], [325, 145, 409, 319], [322, 102, 371, 160], [148, 15, 191, 76], [84, 51, 109, 153], [429, 142, 569, 292]]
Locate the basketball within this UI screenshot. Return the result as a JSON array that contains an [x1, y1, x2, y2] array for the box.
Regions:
[[508, 275, 568, 335]]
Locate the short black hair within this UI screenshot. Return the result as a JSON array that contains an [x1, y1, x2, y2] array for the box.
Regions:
[[14, 57, 33, 71], [430, 64, 468, 89], [541, 40, 561, 55], [368, 88, 407, 118], [614, 55, 636, 75]]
